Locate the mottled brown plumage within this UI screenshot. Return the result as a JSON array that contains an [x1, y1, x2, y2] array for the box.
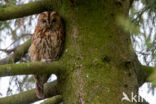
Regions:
[[29, 11, 64, 99]]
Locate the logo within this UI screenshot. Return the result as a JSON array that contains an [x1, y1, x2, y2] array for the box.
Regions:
[[121, 92, 145, 103]]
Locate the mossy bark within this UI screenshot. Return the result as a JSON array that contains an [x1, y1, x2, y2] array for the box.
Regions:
[[0, 62, 64, 76], [41, 95, 62, 104], [0, 0, 62, 20], [0, 81, 58, 104], [57, 0, 141, 104]]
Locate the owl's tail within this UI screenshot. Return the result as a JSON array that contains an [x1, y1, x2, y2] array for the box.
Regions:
[[35, 79, 44, 99], [34, 74, 51, 99]]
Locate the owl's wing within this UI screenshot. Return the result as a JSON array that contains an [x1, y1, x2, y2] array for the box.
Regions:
[[29, 27, 40, 62]]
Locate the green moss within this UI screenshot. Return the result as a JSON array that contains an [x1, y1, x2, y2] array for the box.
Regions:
[[57, 0, 139, 104], [0, 62, 64, 76], [0, 81, 58, 104], [0, 0, 63, 21], [41, 95, 62, 104]]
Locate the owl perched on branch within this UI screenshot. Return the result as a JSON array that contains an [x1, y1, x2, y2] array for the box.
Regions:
[[29, 11, 65, 99]]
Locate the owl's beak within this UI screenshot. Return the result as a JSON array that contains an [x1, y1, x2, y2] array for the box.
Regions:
[[47, 24, 51, 28]]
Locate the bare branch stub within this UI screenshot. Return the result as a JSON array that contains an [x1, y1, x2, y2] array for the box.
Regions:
[[0, 39, 31, 65]]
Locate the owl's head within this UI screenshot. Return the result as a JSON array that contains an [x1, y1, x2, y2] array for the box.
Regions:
[[37, 11, 62, 30]]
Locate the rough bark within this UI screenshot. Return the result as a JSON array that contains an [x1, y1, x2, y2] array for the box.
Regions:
[[57, 0, 145, 104], [0, 81, 58, 104]]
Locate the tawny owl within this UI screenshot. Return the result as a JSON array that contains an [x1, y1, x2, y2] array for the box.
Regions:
[[29, 11, 65, 99]]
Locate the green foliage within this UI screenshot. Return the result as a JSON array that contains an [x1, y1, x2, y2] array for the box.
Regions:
[[0, 5, 7, 8], [148, 69, 156, 86], [143, 0, 156, 11], [0, 22, 3, 27], [131, 0, 156, 87], [6, 75, 34, 96], [129, 0, 156, 66], [0, 0, 16, 8], [117, 15, 139, 34], [7, 0, 16, 7]]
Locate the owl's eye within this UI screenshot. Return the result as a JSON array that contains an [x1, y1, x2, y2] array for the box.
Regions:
[[52, 18, 56, 23], [42, 19, 47, 23]]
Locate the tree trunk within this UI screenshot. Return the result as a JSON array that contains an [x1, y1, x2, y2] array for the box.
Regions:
[[57, 0, 140, 104]]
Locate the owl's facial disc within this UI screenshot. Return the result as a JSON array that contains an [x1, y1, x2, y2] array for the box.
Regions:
[[41, 18, 51, 28], [51, 18, 57, 23], [41, 19, 47, 23], [50, 18, 57, 28]]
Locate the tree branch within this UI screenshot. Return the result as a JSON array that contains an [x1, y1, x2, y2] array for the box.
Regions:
[[0, 39, 31, 65], [0, 62, 64, 77], [0, 0, 63, 21], [147, 67, 156, 86], [138, 65, 154, 85], [41, 95, 62, 104], [0, 48, 16, 54], [0, 81, 59, 104]]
